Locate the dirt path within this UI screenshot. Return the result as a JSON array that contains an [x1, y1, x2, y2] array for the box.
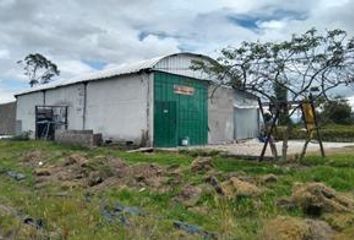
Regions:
[[171, 140, 354, 157]]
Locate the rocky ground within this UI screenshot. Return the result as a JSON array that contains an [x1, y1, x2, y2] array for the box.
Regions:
[[0, 140, 353, 239]]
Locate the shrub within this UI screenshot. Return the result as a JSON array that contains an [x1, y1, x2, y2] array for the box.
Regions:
[[274, 125, 354, 142]]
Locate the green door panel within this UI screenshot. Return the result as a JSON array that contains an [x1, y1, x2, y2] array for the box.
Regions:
[[154, 101, 177, 147], [153, 72, 208, 147]]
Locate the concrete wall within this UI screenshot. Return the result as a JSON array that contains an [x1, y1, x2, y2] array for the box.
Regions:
[[16, 91, 44, 138], [208, 86, 235, 144], [0, 101, 16, 135], [45, 84, 85, 130], [85, 73, 150, 145]]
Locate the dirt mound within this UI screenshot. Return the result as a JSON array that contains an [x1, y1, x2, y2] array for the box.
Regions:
[[260, 174, 278, 184], [261, 216, 335, 240], [64, 153, 88, 166], [323, 213, 354, 231], [174, 185, 202, 207], [33, 153, 173, 192], [221, 177, 261, 198], [129, 164, 167, 189], [191, 157, 214, 173], [21, 150, 44, 166], [291, 182, 354, 216]]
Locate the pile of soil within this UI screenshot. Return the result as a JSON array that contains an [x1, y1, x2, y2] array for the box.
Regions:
[[221, 177, 261, 198], [291, 182, 354, 216], [33, 153, 173, 192], [174, 185, 202, 207], [191, 157, 214, 173], [262, 216, 335, 240]]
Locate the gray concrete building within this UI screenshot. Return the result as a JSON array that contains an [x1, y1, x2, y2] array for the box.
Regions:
[[15, 52, 259, 147], [0, 101, 16, 135]]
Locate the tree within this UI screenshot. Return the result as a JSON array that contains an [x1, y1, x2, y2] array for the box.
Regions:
[[273, 81, 289, 125], [193, 28, 354, 160], [319, 97, 352, 124], [17, 53, 60, 87]]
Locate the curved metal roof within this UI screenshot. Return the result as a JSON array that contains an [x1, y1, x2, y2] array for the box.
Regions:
[[15, 52, 214, 96]]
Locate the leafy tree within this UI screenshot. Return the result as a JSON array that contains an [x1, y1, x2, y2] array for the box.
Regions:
[[193, 28, 354, 160], [319, 97, 352, 124], [17, 53, 60, 87]]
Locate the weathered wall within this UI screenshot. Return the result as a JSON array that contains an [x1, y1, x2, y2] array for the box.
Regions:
[[55, 130, 102, 147], [0, 101, 16, 135], [45, 84, 85, 130], [86, 73, 150, 145], [208, 86, 235, 144], [234, 90, 259, 140], [16, 91, 44, 138]]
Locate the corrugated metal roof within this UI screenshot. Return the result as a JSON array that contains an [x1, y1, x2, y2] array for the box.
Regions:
[[15, 54, 172, 96]]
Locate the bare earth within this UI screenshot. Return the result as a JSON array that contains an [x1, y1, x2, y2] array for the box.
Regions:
[[173, 140, 354, 157]]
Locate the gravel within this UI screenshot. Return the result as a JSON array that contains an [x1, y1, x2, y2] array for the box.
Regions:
[[178, 140, 354, 157]]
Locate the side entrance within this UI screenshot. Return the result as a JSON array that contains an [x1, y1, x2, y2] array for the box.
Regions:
[[153, 72, 208, 147]]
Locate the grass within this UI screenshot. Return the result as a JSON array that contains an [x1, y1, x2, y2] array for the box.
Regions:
[[0, 140, 353, 239]]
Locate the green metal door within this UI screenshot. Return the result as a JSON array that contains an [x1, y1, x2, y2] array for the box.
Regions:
[[153, 72, 208, 147], [154, 101, 177, 147]]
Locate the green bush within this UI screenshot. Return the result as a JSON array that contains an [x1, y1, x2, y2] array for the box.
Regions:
[[274, 124, 354, 142]]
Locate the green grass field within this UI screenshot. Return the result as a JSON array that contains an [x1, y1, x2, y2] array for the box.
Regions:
[[0, 140, 353, 239]]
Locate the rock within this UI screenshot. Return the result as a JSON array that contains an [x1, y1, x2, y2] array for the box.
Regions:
[[221, 177, 261, 198], [261, 216, 335, 240], [175, 185, 202, 207], [205, 176, 224, 195], [291, 182, 354, 216], [6, 171, 26, 181], [34, 168, 51, 176], [261, 174, 278, 184], [173, 220, 217, 239], [191, 157, 214, 173]]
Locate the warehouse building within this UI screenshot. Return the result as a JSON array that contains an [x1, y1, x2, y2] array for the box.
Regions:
[[15, 52, 259, 147]]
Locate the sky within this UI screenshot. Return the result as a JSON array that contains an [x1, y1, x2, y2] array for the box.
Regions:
[[0, 0, 354, 104]]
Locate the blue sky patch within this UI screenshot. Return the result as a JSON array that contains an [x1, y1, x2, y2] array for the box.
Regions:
[[82, 59, 107, 70]]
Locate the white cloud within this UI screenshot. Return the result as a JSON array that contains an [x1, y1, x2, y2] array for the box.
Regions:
[[0, 0, 353, 103]]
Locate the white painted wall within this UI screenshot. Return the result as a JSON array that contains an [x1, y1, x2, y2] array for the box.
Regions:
[[45, 84, 85, 130], [16, 91, 44, 138], [208, 86, 235, 144], [85, 73, 150, 145], [154, 54, 212, 80]]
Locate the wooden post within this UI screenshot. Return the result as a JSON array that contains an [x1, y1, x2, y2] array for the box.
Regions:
[[310, 95, 325, 158], [259, 110, 279, 161]]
